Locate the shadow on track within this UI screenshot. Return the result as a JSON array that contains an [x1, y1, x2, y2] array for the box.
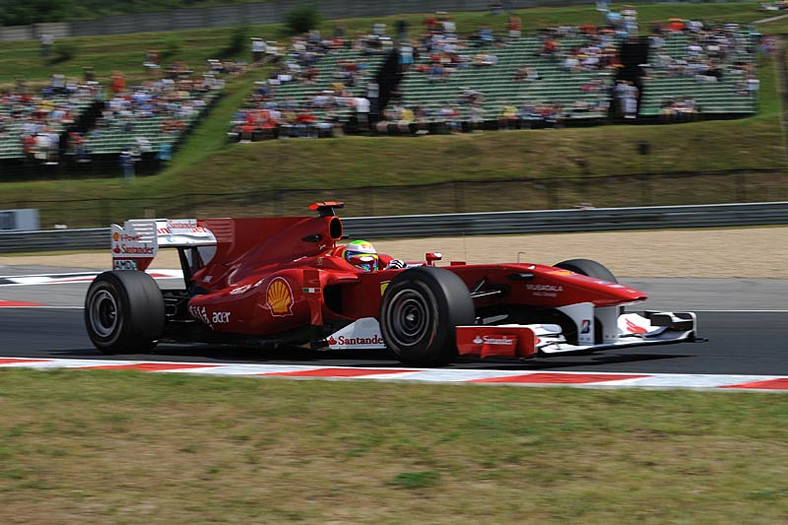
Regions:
[[45, 344, 692, 371]]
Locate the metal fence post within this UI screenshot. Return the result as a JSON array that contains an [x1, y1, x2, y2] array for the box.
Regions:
[[736, 173, 746, 201], [549, 180, 559, 209], [454, 181, 464, 213], [101, 198, 109, 226]]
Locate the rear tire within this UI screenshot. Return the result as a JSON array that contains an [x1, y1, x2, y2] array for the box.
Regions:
[[84, 271, 165, 354], [380, 267, 474, 367]]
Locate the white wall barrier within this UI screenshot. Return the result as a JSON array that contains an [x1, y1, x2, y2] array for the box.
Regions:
[[0, 209, 40, 232]]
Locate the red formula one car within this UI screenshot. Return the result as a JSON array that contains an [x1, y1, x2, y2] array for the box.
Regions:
[[85, 202, 701, 366]]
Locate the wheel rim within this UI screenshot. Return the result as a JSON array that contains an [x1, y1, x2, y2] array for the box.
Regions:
[[384, 284, 436, 349], [89, 289, 118, 338]]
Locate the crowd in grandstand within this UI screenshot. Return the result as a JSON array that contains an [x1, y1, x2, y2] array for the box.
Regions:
[[228, 22, 392, 141], [647, 20, 755, 80], [0, 8, 766, 174], [228, 13, 639, 141], [0, 53, 233, 173], [0, 74, 102, 164], [659, 96, 699, 122]]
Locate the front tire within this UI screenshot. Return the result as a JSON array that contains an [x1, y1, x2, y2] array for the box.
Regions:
[[553, 258, 618, 283], [380, 267, 474, 367], [84, 271, 165, 354], [553, 258, 619, 344]]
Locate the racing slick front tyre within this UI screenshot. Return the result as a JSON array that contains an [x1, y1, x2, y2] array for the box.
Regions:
[[553, 258, 618, 283], [84, 271, 165, 354], [380, 267, 475, 367], [554, 258, 618, 345]]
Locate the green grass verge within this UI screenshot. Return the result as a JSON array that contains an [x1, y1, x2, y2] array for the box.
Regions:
[[0, 369, 786, 523]]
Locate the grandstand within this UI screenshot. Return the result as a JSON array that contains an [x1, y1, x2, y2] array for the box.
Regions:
[[0, 8, 767, 184], [638, 27, 758, 118], [0, 67, 227, 178], [397, 34, 613, 127], [229, 46, 386, 140], [82, 84, 222, 156], [227, 22, 761, 140], [0, 87, 100, 161]]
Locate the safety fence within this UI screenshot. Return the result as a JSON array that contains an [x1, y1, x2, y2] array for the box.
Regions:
[[1, 201, 786, 253], [0, 169, 785, 230]]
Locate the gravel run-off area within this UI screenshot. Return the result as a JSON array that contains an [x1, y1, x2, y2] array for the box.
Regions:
[[1, 227, 786, 279]]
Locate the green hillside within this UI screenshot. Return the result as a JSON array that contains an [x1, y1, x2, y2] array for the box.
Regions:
[[0, 3, 786, 225], [1, 0, 264, 25]]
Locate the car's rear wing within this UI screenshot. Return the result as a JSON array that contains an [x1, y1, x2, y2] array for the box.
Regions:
[[111, 218, 217, 273]]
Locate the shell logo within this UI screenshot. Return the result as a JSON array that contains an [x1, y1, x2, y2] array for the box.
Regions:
[[265, 277, 294, 317]]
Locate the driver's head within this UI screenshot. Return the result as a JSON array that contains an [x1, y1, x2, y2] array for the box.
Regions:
[[342, 240, 379, 272]]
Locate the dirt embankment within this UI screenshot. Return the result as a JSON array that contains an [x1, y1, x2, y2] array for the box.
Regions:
[[2, 227, 786, 279]]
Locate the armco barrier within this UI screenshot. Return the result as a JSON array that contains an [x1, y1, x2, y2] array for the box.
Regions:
[[0, 203, 787, 253]]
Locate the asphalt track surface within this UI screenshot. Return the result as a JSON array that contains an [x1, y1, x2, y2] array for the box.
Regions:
[[0, 267, 786, 376]]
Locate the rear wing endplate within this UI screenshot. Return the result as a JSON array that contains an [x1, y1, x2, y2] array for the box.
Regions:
[[111, 218, 217, 272]]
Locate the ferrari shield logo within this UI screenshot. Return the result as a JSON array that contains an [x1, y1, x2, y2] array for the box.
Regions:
[[380, 281, 390, 296]]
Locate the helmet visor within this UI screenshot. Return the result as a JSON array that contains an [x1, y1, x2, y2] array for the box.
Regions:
[[346, 253, 379, 271]]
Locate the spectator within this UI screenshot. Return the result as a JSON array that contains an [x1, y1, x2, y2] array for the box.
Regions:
[[747, 75, 760, 97], [157, 142, 172, 164], [144, 49, 160, 72], [111, 71, 125, 95], [541, 38, 560, 60], [438, 102, 462, 133], [354, 96, 370, 130], [399, 42, 415, 72], [252, 38, 267, 63], [40, 34, 54, 57], [498, 103, 519, 130], [69, 131, 89, 163], [47, 129, 60, 165], [51, 73, 66, 94], [472, 53, 498, 66], [508, 14, 522, 39], [469, 104, 486, 131], [479, 26, 494, 47], [397, 105, 415, 133], [120, 149, 134, 182], [34, 132, 50, 163]]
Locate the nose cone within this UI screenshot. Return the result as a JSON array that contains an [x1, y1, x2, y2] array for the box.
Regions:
[[518, 264, 648, 307], [554, 271, 647, 306]]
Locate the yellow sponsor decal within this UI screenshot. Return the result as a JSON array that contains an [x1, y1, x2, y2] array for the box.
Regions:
[[380, 281, 390, 296], [266, 277, 294, 316]]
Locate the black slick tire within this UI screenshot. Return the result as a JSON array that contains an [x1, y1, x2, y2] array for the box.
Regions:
[[379, 267, 474, 367], [84, 270, 165, 354], [553, 258, 619, 344], [553, 258, 618, 283]]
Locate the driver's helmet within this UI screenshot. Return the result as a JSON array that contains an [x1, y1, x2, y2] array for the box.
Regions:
[[342, 240, 379, 272]]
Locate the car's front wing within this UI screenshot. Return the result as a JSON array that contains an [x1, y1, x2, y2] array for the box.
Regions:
[[456, 305, 700, 359]]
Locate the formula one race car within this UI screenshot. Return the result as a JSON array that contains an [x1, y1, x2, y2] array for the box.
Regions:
[[85, 202, 701, 366]]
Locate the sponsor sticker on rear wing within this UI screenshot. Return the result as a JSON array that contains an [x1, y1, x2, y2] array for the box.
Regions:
[[111, 219, 217, 271]]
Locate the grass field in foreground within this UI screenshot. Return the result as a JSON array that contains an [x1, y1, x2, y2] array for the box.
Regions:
[[0, 369, 786, 523]]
